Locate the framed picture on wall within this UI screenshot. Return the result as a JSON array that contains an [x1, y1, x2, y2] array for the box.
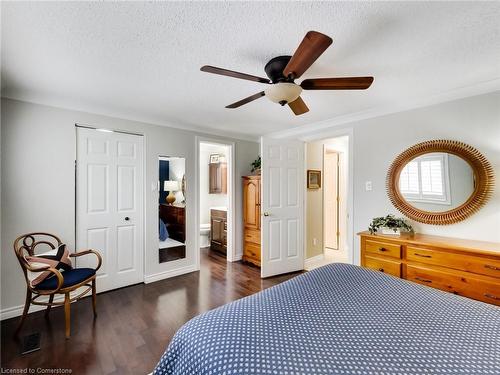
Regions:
[[210, 154, 220, 163], [307, 170, 321, 189]]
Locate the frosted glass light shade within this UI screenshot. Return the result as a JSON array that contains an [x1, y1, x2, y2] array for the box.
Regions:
[[265, 82, 302, 104], [164, 180, 179, 192]]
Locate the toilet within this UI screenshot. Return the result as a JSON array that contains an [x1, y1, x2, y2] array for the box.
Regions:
[[200, 223, 211, 248]]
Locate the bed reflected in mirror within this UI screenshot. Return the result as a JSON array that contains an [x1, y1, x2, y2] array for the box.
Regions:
[[158, 156, 186, 263]]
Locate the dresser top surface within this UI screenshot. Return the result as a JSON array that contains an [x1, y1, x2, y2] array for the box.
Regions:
[[358, 231, 500, 256], [160, 203, 186, 209]]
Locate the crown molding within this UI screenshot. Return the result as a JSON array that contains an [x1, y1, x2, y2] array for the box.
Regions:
[[267, 79, 500, 140], [0, 93, 260, 143]]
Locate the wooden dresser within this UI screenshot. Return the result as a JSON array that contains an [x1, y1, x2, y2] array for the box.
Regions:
[[359, 231, 500, 306], [242, 175, 261, 267], [159, 203, 185, 242], [210, 209, 227, 254]]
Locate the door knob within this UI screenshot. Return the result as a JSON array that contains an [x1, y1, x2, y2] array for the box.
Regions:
[[263, 212, 270, 217], [125, 217, 130, 221]]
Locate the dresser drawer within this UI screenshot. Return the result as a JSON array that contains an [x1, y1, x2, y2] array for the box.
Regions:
[[244, 241, 261, 261], [407, 246, 500, 279], [244, 228, 261, 245], [406, 265, 500, 306], [364, 256, 401, 277], [365, 240, 402, 259]]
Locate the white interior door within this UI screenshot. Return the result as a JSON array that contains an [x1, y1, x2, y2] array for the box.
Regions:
[[324, 151, 339, 250], [261, 137, 304, 278], [76, 127, 144, 292]]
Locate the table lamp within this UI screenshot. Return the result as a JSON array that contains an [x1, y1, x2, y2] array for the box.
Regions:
[[164, 180, 179, 205]]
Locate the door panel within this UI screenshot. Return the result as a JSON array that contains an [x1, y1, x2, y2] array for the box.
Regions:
[[261, 137, 304, 278], [287, 219, 298, 257], [243, 180, 260, 229], [77, 128, 144, 292], [85, 227, 108, 277], [117, 225, 135, 272], [211, 218, 223, 244], [87, 164, 108, 213], [117, 166, 135, 211]]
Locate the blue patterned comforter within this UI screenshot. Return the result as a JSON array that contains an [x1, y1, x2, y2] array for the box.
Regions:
[[154, 263, 500, 375]]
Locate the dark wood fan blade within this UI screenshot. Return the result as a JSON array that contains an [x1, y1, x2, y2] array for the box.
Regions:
[[301, 77, 374, 90], [226, 91, 266, 109], [201, 65, 270, 84], [288, 96, 309, 115], [283, 31, 333, 79]]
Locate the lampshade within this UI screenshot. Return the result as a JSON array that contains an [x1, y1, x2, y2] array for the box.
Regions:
[[164, 180, 179, 192], [264, 82, 302, 104]]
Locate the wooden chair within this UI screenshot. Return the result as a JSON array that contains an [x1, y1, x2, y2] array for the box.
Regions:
[[13, 232, 102, 339]]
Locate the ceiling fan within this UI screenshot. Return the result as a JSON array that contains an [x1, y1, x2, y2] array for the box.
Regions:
[[200, 31, 373, 116]]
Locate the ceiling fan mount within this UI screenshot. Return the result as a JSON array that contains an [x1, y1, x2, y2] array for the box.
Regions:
[[201, 31, 374, 116], [264, 56, 293, 83]]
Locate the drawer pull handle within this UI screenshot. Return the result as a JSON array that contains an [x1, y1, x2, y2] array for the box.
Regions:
[[378, 247, 388, 252], [414, 253, 432, 258], [378, 268, 384, 272], [484, 264, 500, 271], [484, 293, 500, 301], [415, 277, 432, 283]]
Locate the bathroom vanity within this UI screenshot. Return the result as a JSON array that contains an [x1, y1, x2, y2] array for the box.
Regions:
[[210, 208, 227, 254]]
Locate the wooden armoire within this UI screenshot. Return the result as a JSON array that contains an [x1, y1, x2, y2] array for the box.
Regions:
[[242, 175, 261, 267]]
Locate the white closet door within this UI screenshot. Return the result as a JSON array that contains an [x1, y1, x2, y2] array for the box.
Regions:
[[76, 128, 144, 292], [261, 137, 305, 278]]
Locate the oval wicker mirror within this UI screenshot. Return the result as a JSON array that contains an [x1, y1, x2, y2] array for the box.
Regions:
[[386, 140, 494, 225]]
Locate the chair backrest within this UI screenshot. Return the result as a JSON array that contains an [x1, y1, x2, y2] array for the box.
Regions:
[[13, 232, 63, 285]]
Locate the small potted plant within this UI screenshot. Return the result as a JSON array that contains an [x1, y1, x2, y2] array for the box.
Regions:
[[251, 156, 261, 175], [368, 214, 413, 235]]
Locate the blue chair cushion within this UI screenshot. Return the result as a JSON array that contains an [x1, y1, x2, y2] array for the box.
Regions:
[[36, 268, 96, 290]]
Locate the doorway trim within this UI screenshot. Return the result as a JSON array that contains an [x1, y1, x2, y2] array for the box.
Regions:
[[195, 137, 236, 269], [300, 127, 354, 265]]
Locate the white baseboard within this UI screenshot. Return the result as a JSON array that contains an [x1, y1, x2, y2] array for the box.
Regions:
[[1, 295, 65, 321], [231, 252, 243, 262], [144, 264, 198, 284], [304, 253, 325, 268]]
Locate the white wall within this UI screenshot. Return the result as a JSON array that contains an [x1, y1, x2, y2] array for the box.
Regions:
[[199, 143, 229, 226], [0, 98, 258, 319], [343, 91, 500, 265]]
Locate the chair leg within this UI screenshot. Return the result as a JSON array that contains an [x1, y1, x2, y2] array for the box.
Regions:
[[92, 279, 97, 317], [64, 292, 71, 339], [45, 294, 54, 318], [15, 290, 31, 335]]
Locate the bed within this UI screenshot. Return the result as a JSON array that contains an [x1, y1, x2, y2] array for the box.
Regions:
[[159, 237, 185, 250], [154, 263, 500, 375]]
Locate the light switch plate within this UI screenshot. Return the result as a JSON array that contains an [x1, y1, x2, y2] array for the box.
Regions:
[[365, 181, 372, 191]]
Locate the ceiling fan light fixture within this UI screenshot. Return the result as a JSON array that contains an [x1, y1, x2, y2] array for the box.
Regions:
[[264, 82, 302, 105]]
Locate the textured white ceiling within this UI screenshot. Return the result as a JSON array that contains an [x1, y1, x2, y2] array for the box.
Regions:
[[2, 2, 499, 139]]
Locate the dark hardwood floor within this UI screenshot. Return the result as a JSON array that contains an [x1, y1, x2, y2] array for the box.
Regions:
[[1, 248, 300, 374]]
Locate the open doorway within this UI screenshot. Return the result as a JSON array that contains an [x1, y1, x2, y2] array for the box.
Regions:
[[197, 140, 234, 265], [305, 135, 350, 270]]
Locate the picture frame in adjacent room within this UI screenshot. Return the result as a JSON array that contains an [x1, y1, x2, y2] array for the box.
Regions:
[[307, 170, 321, 189], [210, 154, 220, 163]]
